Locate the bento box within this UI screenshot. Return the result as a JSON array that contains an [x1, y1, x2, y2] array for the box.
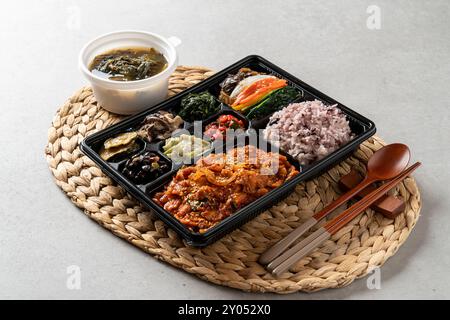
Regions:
[[80, 55, 376, 247]]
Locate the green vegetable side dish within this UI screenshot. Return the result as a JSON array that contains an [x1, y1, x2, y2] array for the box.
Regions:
[[178, 91, 221, 122], [245, 86, 303, 120], [89, 47, 168, 81], [163, 134, 210, 161]]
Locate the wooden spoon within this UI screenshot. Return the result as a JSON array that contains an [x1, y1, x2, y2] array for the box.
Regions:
[[259, 143, 411, 265]]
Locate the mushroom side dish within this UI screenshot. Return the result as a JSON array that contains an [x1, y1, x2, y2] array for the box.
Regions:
[[138, 111, 184, 142]]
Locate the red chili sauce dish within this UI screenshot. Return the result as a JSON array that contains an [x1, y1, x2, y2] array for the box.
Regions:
[[203, 114, 245, 141], [152, 145, 299, 233]]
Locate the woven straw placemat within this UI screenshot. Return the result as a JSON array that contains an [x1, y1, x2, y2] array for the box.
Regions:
[[45, 66, 421, 293]]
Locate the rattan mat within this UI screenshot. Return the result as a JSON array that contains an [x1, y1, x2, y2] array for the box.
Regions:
[[45, 66, 421, 293]]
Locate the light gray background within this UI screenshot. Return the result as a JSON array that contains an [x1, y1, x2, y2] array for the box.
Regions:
[[0, 0, 449, 299]]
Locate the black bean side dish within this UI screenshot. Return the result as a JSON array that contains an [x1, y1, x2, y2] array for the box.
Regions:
[[122, 151, 170, 184]]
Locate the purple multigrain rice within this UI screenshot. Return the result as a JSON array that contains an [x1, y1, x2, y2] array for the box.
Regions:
[[263, 100, 354, 165]]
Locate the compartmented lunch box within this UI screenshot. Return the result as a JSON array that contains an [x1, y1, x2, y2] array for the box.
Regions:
[[80, 55, 376, 247]]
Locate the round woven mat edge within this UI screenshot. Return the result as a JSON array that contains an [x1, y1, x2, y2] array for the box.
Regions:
[[45, 66, 422, 294]]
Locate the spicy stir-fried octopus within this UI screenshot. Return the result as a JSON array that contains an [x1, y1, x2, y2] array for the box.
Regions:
[[153, 145, 298, 232]]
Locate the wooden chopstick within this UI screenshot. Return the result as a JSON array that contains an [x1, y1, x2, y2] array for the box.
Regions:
[[268, 162, 421, 276]]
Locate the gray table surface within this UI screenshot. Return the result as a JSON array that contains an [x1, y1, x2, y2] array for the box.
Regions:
[[0, 0, 449, 300]]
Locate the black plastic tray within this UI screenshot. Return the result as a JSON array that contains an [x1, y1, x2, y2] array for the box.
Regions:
[[80, 55, 376, 247]]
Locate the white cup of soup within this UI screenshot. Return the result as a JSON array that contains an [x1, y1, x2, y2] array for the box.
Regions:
[[79, 30, 181, 115]]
